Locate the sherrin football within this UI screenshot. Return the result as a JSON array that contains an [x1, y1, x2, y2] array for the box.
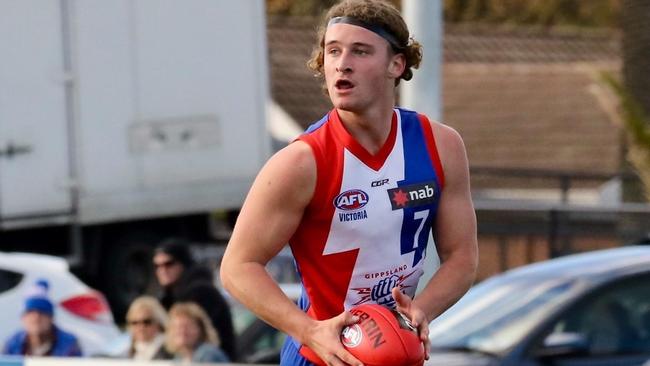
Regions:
[[341, 303, 425, 366]]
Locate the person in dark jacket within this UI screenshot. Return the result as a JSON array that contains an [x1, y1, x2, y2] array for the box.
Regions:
[[153, 239, 236, 361], [3, 279, 82, 357]]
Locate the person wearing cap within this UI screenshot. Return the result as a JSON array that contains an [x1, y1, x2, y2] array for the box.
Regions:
[[153, 239, 236, 361], [3, 279, 82, 357], [220, 1, 478, 365]]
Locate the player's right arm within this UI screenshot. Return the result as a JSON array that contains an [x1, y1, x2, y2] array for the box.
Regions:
[[220, 141, 362, 366]]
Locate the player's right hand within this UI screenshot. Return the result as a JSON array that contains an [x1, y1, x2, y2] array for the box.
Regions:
[[303, 311, 364, 366]]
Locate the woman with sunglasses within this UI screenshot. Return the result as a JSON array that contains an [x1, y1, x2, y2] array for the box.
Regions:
[[124, 296, 172, 360]]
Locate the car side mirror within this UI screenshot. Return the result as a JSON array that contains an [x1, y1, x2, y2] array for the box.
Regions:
[[534, 332, 589, 359]]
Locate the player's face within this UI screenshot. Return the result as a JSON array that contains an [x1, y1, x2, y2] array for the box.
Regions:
[[323, 23, 404, 113]]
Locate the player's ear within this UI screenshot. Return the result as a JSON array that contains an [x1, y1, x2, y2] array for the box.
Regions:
[[387, 52, 406, 79]]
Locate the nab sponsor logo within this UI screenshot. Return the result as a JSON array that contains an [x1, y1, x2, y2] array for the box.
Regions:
[[334, 189, 369, 211], [387, 181, 438, 210]]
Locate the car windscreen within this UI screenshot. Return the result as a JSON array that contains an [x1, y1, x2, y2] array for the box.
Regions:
[[428, 275, 582, 355]]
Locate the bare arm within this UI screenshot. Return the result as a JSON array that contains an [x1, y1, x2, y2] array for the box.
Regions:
[[220, 141, 361, 366], [413, 122, 479, 321]]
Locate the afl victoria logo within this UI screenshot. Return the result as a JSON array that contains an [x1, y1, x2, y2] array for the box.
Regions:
[[341, 324, 363, 348], [334, 189, 369, 210]]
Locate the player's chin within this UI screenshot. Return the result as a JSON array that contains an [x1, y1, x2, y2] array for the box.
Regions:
[[333, 100, 363, 114]]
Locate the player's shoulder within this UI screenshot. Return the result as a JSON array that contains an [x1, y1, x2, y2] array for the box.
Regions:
[[415, 113, 468, 173], [406, 109, 464, 148], [430, 120, 464, 147], [252, 140, 317, 204], [269, 139, 315, 169], [261, 140, 317, 185]]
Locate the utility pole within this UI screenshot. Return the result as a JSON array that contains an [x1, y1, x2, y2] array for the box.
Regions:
[[400, 0, 443, 122]]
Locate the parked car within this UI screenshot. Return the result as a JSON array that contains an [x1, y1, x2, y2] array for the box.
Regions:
[[426, 246, 650, 366], [220, 248, 301, 364], [0, 252, 120, 356], [228, 283, 302, 364]]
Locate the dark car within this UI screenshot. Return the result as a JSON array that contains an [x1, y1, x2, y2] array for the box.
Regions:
[[217, 247, 301, 364], [426, 246, 650, 366]]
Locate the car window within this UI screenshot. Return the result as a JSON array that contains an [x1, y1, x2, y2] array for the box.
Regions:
[[0, 268, 23, 293], [429, 276, 581, 354], [544, 274, 650, 355]]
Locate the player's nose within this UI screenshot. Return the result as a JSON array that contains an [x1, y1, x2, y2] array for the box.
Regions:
[[335, 52, 353, 73]]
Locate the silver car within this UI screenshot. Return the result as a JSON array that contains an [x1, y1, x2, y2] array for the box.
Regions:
[[426, 246, 650, 366]]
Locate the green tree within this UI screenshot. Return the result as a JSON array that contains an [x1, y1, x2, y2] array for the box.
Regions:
[[618, 0, 650, 200], [267, 0, 337, 16], [443, 0, 620, 27], [267, 0, 400, 16], [602, 73, 650, 201], [622, 0, 650, 117], [267, 0, 620, 27]]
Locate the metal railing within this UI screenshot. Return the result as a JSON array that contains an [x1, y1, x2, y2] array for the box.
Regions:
[[468, 166, 649, 274], [470, 166, 638, 203]]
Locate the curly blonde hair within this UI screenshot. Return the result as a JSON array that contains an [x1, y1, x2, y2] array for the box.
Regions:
[[307, 0, 423, 85]]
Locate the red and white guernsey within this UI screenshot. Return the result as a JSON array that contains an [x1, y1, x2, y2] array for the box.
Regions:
[[283, 107, 445, 365]]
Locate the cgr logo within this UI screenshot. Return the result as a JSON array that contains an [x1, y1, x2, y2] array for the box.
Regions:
[[334, 189, 369, 211], [371, 179, 389, 187]]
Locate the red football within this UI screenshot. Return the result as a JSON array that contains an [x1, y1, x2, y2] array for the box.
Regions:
[[340, 304, 425, 366]]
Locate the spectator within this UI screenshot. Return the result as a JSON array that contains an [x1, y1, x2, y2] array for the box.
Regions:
[[124, 296, 171, 360], [166, 302, 229, 364], [153, 239, 236, 360], [3, 279, 82, 357]]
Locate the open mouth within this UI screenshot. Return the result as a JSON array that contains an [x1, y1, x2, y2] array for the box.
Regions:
[[335, 79, 354, 90]]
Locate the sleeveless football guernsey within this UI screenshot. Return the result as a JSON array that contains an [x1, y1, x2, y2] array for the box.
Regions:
[[280, 108, 444, 365]]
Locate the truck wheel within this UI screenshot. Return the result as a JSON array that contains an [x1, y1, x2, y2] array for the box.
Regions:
[[101, 233, 159, 323]]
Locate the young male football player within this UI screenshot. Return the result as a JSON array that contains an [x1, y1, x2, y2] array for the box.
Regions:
[[221, 1, 478, 365]]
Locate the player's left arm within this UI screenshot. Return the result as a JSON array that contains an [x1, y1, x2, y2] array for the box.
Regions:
[[394, 121, 478, 354]]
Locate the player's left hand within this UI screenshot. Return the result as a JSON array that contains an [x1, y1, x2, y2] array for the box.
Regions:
[[392, 287, 430, 360]]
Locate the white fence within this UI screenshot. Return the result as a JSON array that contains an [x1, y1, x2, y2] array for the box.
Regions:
[[0, 358, 271, 366]]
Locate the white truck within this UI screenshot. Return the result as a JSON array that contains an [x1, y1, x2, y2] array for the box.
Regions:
[[0, 0, 270, 318]]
